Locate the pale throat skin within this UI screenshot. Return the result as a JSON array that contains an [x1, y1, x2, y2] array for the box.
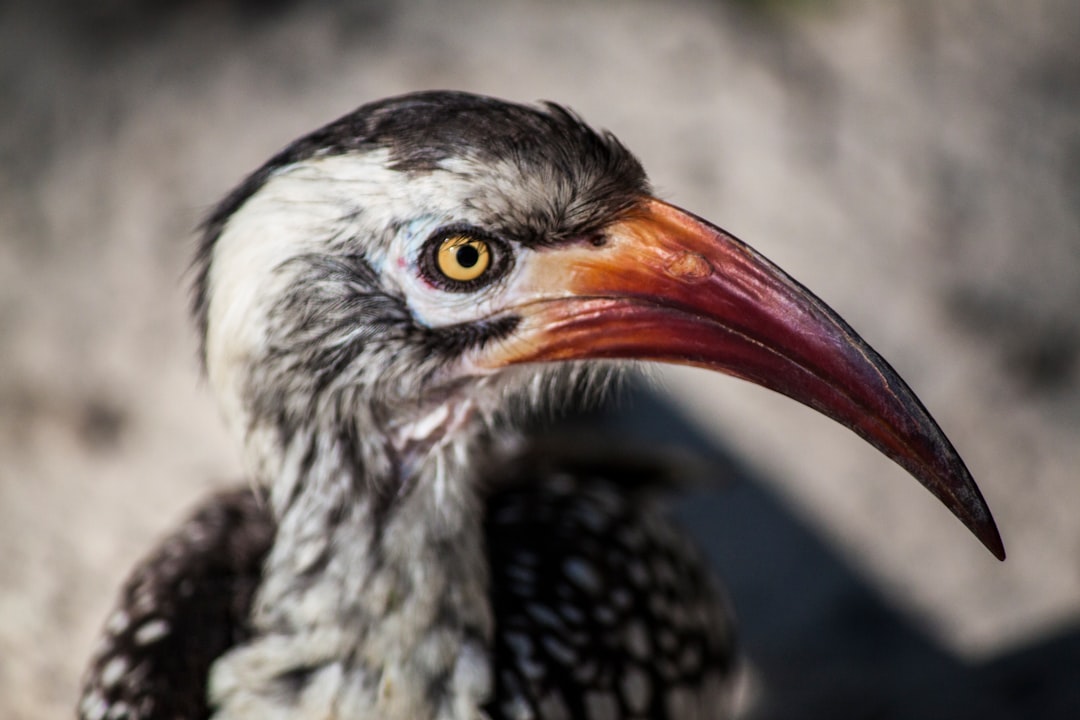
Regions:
[[201, 151, 622, 720]]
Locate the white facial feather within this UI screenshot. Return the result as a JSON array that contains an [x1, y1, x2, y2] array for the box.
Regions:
[[205, 151, 549, 459]]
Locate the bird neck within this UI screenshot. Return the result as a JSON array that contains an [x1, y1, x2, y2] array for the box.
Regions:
[[208, 413, 496, 720]]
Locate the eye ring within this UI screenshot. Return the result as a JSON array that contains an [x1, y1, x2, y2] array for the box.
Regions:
[[421, 225, 512, 292]]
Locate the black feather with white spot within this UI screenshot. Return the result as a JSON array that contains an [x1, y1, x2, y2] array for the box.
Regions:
[[79, 489, 273, 720], [486, 461, 737, 720]]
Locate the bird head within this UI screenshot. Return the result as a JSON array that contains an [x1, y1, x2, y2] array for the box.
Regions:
[[193, 91, 1002, 558]]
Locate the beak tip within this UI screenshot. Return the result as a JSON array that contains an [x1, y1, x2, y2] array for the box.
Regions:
[[943, 467, 1006, 561], [982, 525, 1007, 562], [957, 469, 1006, 561], [957, 488, 1005, 560]]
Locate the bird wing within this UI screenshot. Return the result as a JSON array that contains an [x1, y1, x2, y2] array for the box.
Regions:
[[484, 452, 738, 720], [78, 487, 274, 720]]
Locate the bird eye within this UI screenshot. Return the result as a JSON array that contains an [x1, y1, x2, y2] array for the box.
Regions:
[[436, 235, 491, 282], [421, 226, 511, 292]]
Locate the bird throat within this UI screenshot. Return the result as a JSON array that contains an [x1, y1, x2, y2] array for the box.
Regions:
[[207, 420, 495, 720]]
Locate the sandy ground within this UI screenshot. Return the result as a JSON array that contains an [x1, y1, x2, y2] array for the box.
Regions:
[[2, 1, 1078, 717]]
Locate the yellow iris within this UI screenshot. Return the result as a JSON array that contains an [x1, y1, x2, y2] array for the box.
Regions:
[[436, 235, 491, 282]]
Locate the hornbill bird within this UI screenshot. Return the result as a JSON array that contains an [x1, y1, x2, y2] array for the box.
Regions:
[[79, 91, 1003, 720]]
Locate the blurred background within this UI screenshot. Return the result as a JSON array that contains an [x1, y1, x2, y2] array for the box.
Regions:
[[2, 0, 1078, 717]]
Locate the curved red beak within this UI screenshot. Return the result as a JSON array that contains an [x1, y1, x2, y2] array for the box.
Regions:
[[479, 198, 1004, 560]]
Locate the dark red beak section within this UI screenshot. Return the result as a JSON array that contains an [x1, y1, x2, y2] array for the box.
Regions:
[[479, 198, 1004, 559]]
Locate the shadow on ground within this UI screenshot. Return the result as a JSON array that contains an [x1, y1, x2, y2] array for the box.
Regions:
[[573, 386, 1080, 720]]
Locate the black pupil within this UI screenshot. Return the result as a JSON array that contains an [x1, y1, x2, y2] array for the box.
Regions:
[[456, 244, 480, 268]]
